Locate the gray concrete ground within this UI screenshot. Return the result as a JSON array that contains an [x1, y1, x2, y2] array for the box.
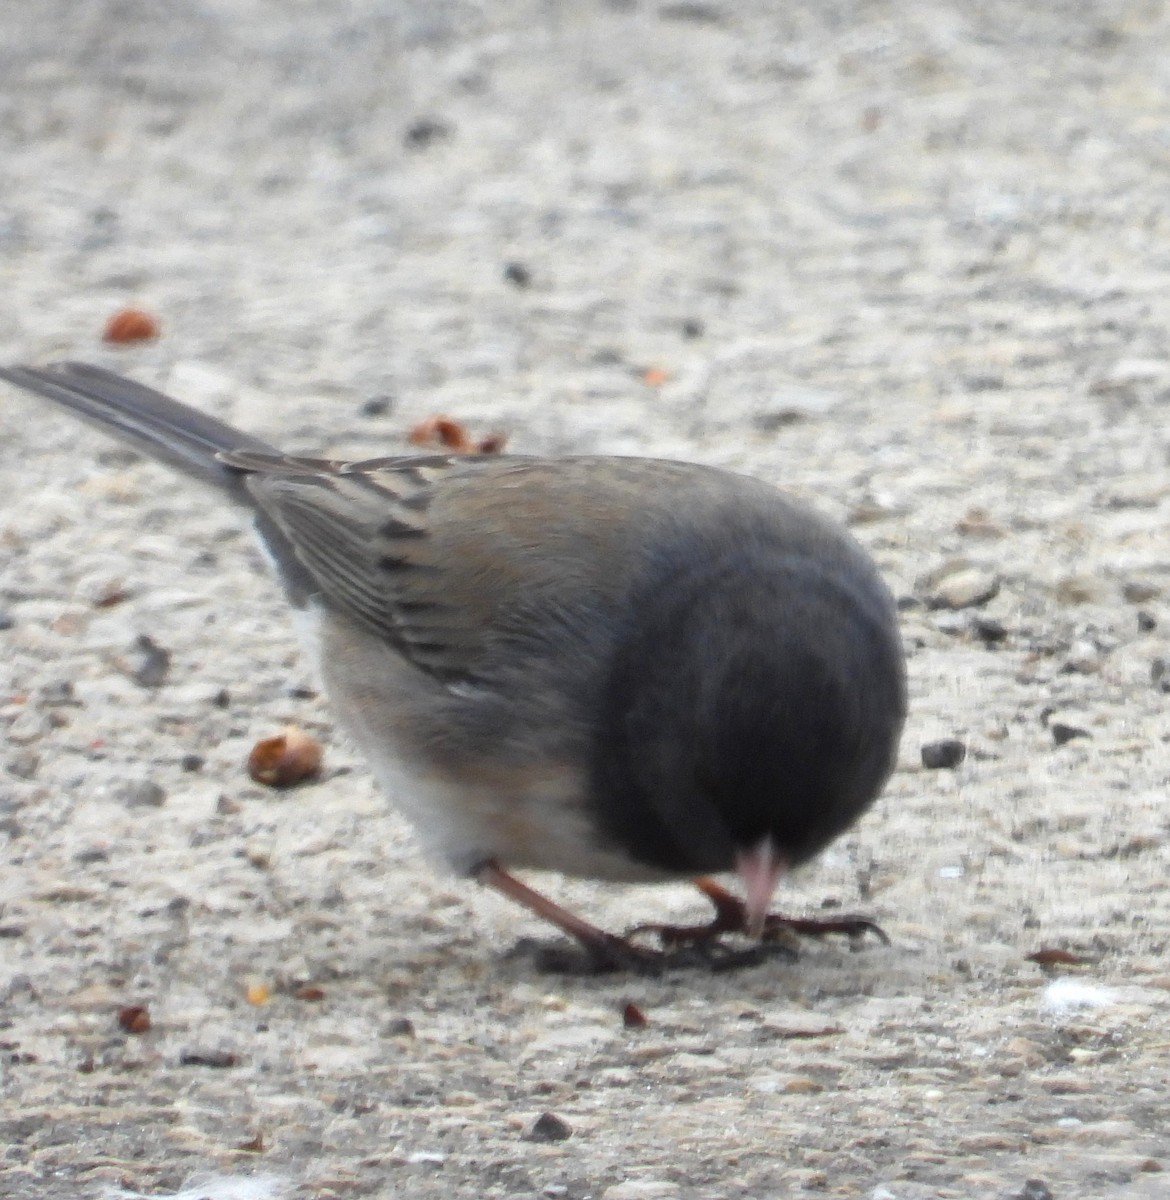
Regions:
[[2, 2, 1169, 1197]]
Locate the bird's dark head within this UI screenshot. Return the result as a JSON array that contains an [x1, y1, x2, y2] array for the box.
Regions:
[[592, 538, 906, 912]]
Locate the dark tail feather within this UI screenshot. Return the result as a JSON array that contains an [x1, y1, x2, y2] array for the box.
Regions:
[[0, 362, 279, 495]]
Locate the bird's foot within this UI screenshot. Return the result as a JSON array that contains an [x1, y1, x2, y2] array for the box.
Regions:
[[507, 931, 796, 976], [631, 877, 889, 950], [477, 861, 799, 975]]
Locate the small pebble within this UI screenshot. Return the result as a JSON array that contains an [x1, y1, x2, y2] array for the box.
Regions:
[[1123, 579, 1161, 603], [247, 726, 323, 787], [1061, 640, 1101, 674], [383, 1016, 416, 1038], [503, 261, 532, 288], [130, 634, 171, 688], [117, 1005, 151, 1034], [0, 610, 14, 631], [7, 750, 40, 780], [1137, 610, 1157, 632], [958, 1132, 1026, 1152], [1016, 1181, 1054, 1200], [955, 506, 1007, 537], [752, 387, 841, 431], [103, 307, 160, 343], [1054, 574, 1104, 604], [921, 739, 966, 769], [927, 568, 1000, 611], [971, 616, 1008, 644], [783, 1076, 823, 1094], [524, 1112, 572, 1142], [1051, 722, 1090, 746], [1151, 658, 1170, 692], [681, 317, 704, 339], [180, 753, 205, 772], [179, 1048, 240, 1068], [359, 395, 393, 418], [39, 680, 78, 706], [404, 116, 450, 148], [73, 846, 110, 865], [119, 779, 167, 809], [404, 1151, 445, 1166]]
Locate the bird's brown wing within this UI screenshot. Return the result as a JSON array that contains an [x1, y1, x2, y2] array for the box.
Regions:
[[224, 451, 721, 686]]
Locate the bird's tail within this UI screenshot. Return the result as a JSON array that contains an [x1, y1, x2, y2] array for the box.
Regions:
[[0, 361, 278, 495]]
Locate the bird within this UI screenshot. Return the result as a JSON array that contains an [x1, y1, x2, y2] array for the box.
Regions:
[[0, 361, 906, 971]]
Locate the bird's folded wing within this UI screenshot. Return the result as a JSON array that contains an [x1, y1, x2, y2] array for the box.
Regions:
[[224, 452, 644, 687]]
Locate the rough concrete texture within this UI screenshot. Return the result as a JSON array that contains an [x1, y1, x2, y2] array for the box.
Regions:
[[2, 2, 1170, 1198]]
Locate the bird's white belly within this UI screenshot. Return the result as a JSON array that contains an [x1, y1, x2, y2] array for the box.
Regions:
[[359, 745, 663, 882], [294, 601, 664, 883]]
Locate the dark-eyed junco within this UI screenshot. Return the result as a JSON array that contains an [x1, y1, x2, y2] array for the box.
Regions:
[[1, 362, 906, 970]]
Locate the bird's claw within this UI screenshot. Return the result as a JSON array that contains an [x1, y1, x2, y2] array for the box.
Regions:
[[630, 910, 889, 951]]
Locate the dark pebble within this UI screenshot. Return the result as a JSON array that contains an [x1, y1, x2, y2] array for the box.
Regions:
[[1137, 610, 1157, 632], [383, 1016, 416, 1038], [964, 373, 1004, 391], [1152, 658, 1170, 692], [404, 117, 451, 148], [73, 846, 110, 865], [1017, 1182, 1054, 1200], [921, 739, 966, 769], [971, 616, 1008, 645], [131, 634, 171, 688], [1123, 580, 1160, 603], [39, 680, 78, 707], [524, 1112, 572, 1142], [117, 1005, 151, 1034], [212, 688, 231, 708], [359, 395, 393, 418], [179, 1048, 240, 1069], [503, 261, 532, 288], [1051, 723, 1090, 746], [180, 754, 205, 772], [0, 611, 14, 631], [120, 780, 167, 809], [681, 317, 705, 339]]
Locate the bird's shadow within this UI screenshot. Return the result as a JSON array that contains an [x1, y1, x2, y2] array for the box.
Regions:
[[503, 934, 801, 977]]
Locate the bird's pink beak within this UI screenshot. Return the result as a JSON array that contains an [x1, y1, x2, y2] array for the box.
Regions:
[[736, 836, 786, 938]]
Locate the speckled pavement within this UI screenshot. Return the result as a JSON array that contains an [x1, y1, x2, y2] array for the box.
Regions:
[[2, 3, 1170, 1198]]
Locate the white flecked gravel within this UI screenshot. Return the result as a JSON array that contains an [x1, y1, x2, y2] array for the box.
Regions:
[[2, 3, 1170, 1198]]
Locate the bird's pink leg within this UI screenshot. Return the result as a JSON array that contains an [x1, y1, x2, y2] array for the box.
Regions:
[[474, 860, 659, 971]]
